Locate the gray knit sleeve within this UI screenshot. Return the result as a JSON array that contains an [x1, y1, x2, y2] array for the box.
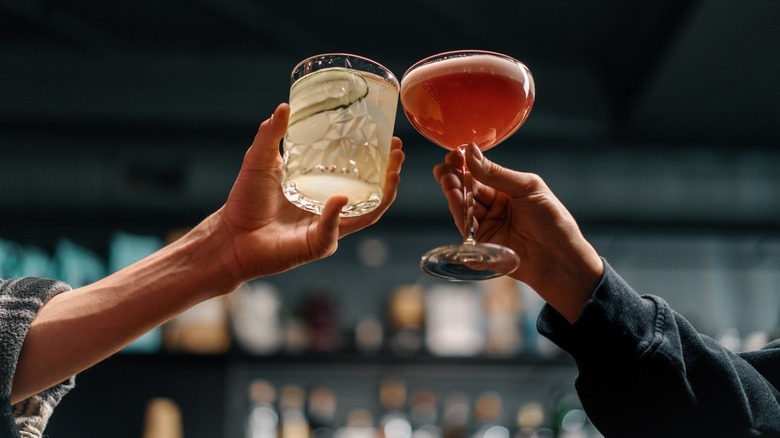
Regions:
[[0, 277, 75, 438]]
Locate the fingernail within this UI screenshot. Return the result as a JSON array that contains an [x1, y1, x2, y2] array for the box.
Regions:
[[470, 143, 484, 161], [270, 113, 275, 122]]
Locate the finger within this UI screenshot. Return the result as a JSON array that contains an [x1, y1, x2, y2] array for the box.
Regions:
[[464, 143, 546, 196], [243, 103, 290, 171], [444, 149, 465, 168], [313, 195, 348, 258], [433, 159, 460, 184], [432, 162, 468, 234], [382, 137, 405, 203], [434, 157, 493, 226], [390, 136, 403, 153], [379, 158, 402, 209], [338, 140, 405, 237], [387, 137, 405, 177]]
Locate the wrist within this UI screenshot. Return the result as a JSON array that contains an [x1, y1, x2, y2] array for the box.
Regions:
[[166, 213, 246, 300], [528, 239, 604, 324]]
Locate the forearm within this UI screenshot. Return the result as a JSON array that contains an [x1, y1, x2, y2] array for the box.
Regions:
[[11, 213, 238, 403]]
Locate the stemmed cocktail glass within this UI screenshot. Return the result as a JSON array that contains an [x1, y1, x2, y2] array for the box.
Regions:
[[400, 50, 535, 281]]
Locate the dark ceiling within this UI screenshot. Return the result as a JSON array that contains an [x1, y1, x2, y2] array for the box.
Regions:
[[1, 0, 779, 232]]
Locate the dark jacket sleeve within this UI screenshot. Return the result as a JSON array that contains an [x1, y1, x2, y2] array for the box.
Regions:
[[537, 259, 780, 438]]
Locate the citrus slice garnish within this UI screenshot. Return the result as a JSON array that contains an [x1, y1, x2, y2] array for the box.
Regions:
[[289, 68, 369, 125]]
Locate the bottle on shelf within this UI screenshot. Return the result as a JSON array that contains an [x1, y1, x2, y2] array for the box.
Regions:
[[337, 408, 377, 438], [246, 379, 279, 438], [307, 384, 338, 438], [230, 281, 284, 355], [302, 287, 342, 352], [513, 402, 549, 438], [378, 376, 413, 438], [481, 277, 523, 357], [408, 387, 438, 430], [472, 391, 509, 438], [441, 392, 471, 438], [142, 397, 183, 438], [355, 315, 384, 354], [280, 384, 311, 438], [426, 283, 485, 357], [387, 285, 426, 355]]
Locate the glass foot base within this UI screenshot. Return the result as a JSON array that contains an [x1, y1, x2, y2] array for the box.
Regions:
[[420, 243, 520, 281]]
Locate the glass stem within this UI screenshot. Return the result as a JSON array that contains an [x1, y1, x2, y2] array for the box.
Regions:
[[459, 145, 477, 246]]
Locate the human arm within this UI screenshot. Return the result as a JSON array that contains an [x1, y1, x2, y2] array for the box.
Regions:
[[434, 144, 780, 435], [10, 103, 404, 403], [539, 261, 780, 436]]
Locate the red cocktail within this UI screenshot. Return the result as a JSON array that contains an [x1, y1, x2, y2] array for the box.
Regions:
[[401, 50, 535, 281], [401, 55, 533, 151]]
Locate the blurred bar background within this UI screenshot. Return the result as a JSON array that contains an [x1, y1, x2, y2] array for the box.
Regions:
[[1, 0, 779, 437]]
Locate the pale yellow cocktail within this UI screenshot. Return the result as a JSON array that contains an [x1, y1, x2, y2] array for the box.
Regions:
[[282, 54, 399, 217]]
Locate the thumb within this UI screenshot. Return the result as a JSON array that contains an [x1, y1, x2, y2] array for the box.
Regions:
[[464, 143, 544, 197], [243, 103, 290, 171]]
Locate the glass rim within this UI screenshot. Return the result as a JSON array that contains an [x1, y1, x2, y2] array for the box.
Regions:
[[291, 52, 399, 88], [401, 49, 529, 80]]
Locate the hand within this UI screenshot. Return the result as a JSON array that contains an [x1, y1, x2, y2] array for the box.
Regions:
[[12, 104, 404, 403], [212, 103, 404, 285], [434, 144, 601, 322]]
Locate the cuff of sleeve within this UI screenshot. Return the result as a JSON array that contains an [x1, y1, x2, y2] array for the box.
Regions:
[[537, 259, 661, 382], [1, 277, 74, 426]]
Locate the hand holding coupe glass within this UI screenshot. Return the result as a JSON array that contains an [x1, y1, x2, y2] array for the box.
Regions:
[[281, 50, 535, 281]]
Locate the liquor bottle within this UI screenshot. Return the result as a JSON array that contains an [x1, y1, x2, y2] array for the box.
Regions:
[[513, 402, 546, 438], [338, 408, 377, 438], [355, 315, 384, 354], [302, 287, 342, 352], [409, 387, 438, 428], [280, 384, 310, 438], [387, 285, 425, 355], [481, 277, 523, 357], [247, 379, 279, 438], [441, 392, 471, 438], [472, 391, 508, 438], [426, 284, 484, 357], [230, 281, 284, 355], [142, 397, 182, 438], [378, 376, 413, 438], [307, 384, 337, 438]]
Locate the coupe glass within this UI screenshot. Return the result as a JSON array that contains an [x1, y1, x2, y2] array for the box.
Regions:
[[400, 50, 535, 281]]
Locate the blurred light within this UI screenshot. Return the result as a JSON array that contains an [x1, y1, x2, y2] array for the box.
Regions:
[[561, 409, 587, 432], [530, 428, 555, 438], [384, 418, 412, 438], [411, 425, 441, 438], [516, 402, 545, 430], [483, 426, 509, 438], [357, 238, 388, 267]]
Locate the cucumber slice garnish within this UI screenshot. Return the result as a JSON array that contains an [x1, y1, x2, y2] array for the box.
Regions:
[[289, 68, 369, 125]]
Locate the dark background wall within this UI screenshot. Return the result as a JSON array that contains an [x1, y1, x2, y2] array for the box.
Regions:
[[2, 1, 779, 437]]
